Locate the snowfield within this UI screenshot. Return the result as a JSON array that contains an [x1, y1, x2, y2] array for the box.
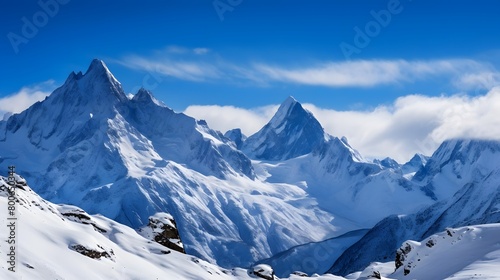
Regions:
[[2, 177, 500, 279], [0, 177, 342, 279]]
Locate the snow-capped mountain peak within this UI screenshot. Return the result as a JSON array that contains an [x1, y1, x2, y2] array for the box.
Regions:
[[84, 59, 120, 84], [132, 87, 166, 107], [268, 95, 299, 128], [242, 96, 327, 160]]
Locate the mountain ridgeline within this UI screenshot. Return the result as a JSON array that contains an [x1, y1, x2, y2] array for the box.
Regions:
[[1, 59, 500, 277]]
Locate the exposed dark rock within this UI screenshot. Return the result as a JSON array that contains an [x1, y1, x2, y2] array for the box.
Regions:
[[370, 270, 381, 279], [70, 244, 112, 260], [291, 271, 308, 277], [426, 239, 435, 248], [61, 211, 107, 233], [395, 242, 412, 270], [139, 214, 185, 254]]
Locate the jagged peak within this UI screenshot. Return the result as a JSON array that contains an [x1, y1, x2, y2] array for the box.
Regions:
[[407, 153, 429, 165], [132, 88, 165, 107], [65, 71, 83, 83], [432, 138, 500, 161]]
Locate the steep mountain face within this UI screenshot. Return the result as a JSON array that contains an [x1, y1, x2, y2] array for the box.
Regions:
[[126, 88, 255, 180], [329, 139, 500, 276], [0, 59, 252, 197], [224, 128, 246, 149], [401, 153, 429, 175], [0, 60, 343, 269], [260, 136, 436, 228], [242, 96, 327, 161]]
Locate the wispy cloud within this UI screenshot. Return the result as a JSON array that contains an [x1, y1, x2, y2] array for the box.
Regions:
[[0, 80, 56, 119], [163, 45, 211, 55], [453, 71, 500, 91], [184, 87, 500, 162], [116, 47, 500, 91], [255, 59, 492, 88], [121, 55, 222, 82]]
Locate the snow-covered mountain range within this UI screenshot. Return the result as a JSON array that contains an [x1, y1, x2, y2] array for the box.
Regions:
[[2, 59, 500, 279]]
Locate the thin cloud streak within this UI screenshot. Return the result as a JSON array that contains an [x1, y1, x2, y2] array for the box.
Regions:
[[255, 59, 492, 88], [117, 47, 500, 91], [121, 56, 222, 82]]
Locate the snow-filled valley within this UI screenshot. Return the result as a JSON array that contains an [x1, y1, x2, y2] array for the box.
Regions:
[[2, 59, 500, 279]]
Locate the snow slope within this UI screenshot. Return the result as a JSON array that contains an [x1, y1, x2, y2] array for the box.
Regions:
[[0, 176, 349, 280], [2, 176, 499, 280], [330, 138, 500, 276], [257, 136, 435, 228], [352, 224, 500, 280], [0, 176, 244, 279]]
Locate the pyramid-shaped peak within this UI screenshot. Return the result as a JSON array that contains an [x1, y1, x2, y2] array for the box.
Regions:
[[242, 96, 327, 160], [85, 59, 110, 74], [82, 59, 122, 86], [51, 59, 127, 106], [282, 95, 298, 108], [269, 96, 303, 128]]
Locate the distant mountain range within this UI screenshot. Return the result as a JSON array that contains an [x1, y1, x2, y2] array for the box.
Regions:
[[2, 59, 500, 278]]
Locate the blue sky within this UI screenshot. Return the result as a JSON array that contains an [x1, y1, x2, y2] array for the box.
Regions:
[[2, 0, 500, 160]]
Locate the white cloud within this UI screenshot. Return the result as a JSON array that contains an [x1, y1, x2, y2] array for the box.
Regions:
[[184, 104, 278, 135], [254, 59, 490, 88], [453, 71, 500, 91], [121, 55, 222, 82], [184, 88, 500, 163], [0, 80, 56, 119], [118, 47, 500, 92], [163, 45, 211, 55]]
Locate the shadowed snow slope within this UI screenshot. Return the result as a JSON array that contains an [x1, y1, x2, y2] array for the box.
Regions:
[[330, 139, 500, 276], [0, 176, 351, 279]]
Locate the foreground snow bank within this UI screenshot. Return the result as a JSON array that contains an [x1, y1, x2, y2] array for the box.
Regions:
[[354, 224, 500, 280]]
